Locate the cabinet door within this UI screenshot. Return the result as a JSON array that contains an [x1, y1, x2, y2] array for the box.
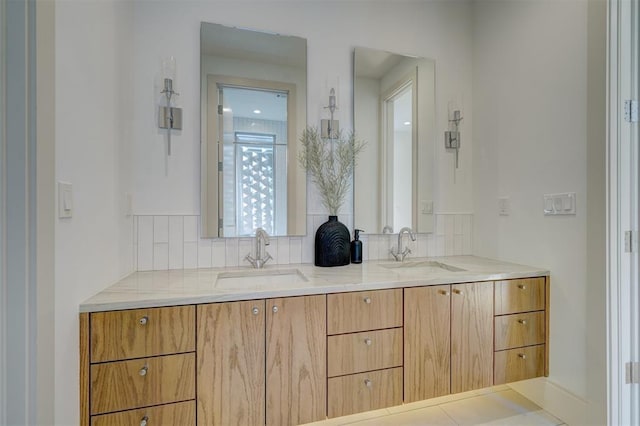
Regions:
[[404, 285, 451, 402], [451, 281, 494, 393], [266, 295, 326, 426], [197, 301, 265, 426]]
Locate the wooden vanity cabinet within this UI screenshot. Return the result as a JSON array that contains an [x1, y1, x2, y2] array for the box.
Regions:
[[327, 289, 403, 418], [493, 277, 549, 384], [197, 295, 326, 426], [80, 306, 196, 426], [404, 282, 494, 402]]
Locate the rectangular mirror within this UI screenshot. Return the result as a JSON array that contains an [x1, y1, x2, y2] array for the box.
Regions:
[[201, 22, 307, 238], [353, 47, 435, 234]]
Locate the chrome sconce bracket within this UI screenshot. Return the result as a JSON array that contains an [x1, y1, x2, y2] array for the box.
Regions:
[[445, 110, 463, 168]]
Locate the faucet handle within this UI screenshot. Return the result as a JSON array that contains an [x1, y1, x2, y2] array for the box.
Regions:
[[245, 253, 257, 268]]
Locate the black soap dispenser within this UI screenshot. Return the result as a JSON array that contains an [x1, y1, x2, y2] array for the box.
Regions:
[[351, 229, 364, 264]]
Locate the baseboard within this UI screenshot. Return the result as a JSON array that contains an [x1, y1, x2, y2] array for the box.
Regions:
[[508, 378, 588, 425]]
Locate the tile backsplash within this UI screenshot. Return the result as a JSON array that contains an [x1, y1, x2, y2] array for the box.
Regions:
[[133, 214, 473, 271]]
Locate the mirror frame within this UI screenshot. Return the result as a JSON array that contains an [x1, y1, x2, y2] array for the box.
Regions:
[[200, 22, 308, 238], [352, 46, 436, 234]]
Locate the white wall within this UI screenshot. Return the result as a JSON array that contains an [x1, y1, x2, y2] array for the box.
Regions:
[[472, 0, 605, 424], [129, 0, 474, 218], [54, 1, 133, 424]]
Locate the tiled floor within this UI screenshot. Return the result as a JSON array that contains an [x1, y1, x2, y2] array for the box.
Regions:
[[304, 386, 566, 426]]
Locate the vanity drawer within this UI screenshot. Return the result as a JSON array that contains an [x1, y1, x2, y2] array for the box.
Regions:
[[327, 289, 402, 335], [495, 311, 545, 351], [90, 353, 195, 415], [91, 400, 195, 426], [327, 367, 403, 418], [90, 305, 195, 363], [494, 344, 545, 385], [328, 328, 403, 377], [494, 278, 545, 315]]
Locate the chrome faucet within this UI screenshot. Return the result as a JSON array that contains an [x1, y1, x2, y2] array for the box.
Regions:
[[390, 227, 416, 261], [245, 227, 272, 269], [382, 225, 394, 234]]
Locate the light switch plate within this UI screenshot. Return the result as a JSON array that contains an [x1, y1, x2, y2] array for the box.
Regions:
[[543, 192, 576, 216], [58, 181, 73, 218]]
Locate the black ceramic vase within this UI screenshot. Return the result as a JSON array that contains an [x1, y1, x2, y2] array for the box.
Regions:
[[315, 215, 350, 267]]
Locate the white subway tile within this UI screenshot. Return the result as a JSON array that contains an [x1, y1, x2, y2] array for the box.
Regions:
[[463, 230, 473, 255], [153, 216, 169, 243], [417, 234, 428, 257], [427, 234, 436, 257], [436, 215, 446, 235], [289, 238, 302, 264], [302, 235, 313, 264], [277, 238, 290, 265], [360, 235, 369, 261], [436, 235, 445, 256], [132, 243, 138, 271], [238, 238, 253, 266], [454, 235, 464, 256], [133, 216, 138, 244], [445, 215, 455, 238], [153, 243, 169, 270], [137, 216, 153, 271], [445, 234, 455, 256], [212, 240, 226, 267], [168, 216, 184, 270], [225, 239, 239, 267], [184, 216, 198, 242], [454, 215, 464, 235], [198, 240, 212, 268], [183, 242, 198, 269]]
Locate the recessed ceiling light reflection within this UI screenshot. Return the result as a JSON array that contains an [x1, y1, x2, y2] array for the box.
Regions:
[[404, 121, 411, 126], [253, 109, 262, 114]]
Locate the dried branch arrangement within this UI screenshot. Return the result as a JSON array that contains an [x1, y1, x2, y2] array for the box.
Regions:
[[299, 127, 366, 215]]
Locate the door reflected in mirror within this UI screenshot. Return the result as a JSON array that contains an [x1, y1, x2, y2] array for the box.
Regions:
[[353, 47, 435, 234], [201, 22, 307, 238]]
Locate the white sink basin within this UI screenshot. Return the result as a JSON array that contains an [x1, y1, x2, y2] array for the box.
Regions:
[[216, 268, 309, 289], [380, 260, 466, 272]]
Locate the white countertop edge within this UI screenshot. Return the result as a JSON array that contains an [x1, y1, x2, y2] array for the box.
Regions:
[[79, 256, 549, 313]]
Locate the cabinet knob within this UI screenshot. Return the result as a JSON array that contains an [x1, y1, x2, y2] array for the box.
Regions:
[[364, 338, 372, 346], [453, 289, 463, 295], [517, 319, 527, 325], [140, 416, 148, 426], [272, 306, 279, 313], [363, 297, 372, 304], [139, 316, 148, 325], [518, 353, 527, 359], [364, 379, 372, 388], [517, 284, 527, 290], [252, 307, 259, 315], [439, 290, 450, 296], [139, 366, 148, 376]]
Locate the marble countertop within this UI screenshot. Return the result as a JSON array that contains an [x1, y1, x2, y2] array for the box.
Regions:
[[79, 255, 549, 312]]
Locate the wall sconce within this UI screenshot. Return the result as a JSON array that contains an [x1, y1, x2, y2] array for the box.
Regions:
[[321, 88, 339, 139], [158, 57, 183, 156], [445, 110, 463, 168]]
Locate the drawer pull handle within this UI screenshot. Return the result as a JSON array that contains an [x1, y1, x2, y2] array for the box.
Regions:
[[518, 353, 527, 359], [517, 284, 527, 290], [364, 379, 372, 388], [439, 290, 450, 296], [140, 416, 148, 426], [453, 289, 463, 295], [517, 319, 527, 325], [272, 306, 279, 313], [252, 307, 259, 315], [139, 316, 148, 325], [364, 338, 372, 346], [363, 297, 372, 304], [139, 366, 148, 376]]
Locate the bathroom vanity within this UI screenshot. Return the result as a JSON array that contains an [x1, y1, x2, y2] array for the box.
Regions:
[[79, 256, 549, 426]]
